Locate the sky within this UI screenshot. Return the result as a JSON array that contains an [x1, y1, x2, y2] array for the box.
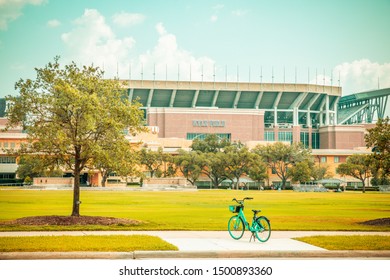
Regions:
[[1, 0, 390, 102]]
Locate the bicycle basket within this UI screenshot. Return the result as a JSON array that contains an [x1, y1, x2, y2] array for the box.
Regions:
[[229, 205, 243, 213]]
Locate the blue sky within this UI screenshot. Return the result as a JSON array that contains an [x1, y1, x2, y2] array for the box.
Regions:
[[1, 0, 390, 99]]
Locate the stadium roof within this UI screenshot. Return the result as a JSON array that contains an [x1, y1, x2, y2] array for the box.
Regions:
[[123, 80, 341, 112]]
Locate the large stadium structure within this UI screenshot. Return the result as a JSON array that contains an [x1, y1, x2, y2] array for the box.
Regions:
[[0, 80, 389, 186], [123, 80, 390, 149]]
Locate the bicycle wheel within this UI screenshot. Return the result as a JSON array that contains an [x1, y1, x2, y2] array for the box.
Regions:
[[253, 216, 271, 242], [228, 215, 245, 240]]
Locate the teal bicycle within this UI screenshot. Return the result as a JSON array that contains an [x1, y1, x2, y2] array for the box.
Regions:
[[228, 197, 271, 242]]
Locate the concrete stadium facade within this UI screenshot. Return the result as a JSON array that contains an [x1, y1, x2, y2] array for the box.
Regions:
[[125, 80, 388, 150]]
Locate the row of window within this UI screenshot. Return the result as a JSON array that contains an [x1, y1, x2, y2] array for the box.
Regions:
[[0, 173, 16, 179], [264, 132, 320, 149], [186, 133, 231, 141], [320, 156, 341, 163], [0, 142, 17, 148], [0, 157, 17, 164]]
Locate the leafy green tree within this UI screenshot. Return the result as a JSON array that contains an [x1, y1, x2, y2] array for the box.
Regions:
[[287, 160, 312, 183], [139, 147, 165, 178], [191, 134, 230, 153], [191, 135, 231, 188], [253, 142, 312, 188], [175, 150, 205, 186], [336, 154, 372, 193], [162, 153, 178, 177], [247, 156, 268, 187], [365, 117, 390, 184], [16, 155, 63, 180], [311, 164, 332, 181], [6, 58, 144, 216], [224, 143, 258, 189], [93, 137, 140, 187], [201, 152, 228, 188]]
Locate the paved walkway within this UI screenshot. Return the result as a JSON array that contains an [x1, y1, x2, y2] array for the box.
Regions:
[[1, 231, 390, 259]]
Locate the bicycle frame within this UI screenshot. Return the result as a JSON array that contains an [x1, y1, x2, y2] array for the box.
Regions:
[[235, 207, 257, 232]]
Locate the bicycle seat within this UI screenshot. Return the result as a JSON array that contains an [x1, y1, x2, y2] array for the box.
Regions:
[[252, 210, 261, 214]]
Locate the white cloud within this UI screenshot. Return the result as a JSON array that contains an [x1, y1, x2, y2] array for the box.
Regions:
[[155, 22, 166, 35], [212, 4, 224, 10], [0, 0, 45, 30], [112, 12, 145, 27], [47, 19, 60, 28], [232, 9, 248, 17], [308, 59, 390, 96], [61, 11, 215, 81], [137, 22, 215, 81], [61, 9, 135, 78], [210, 15, 218, 22], [334, 59, 390, 95]]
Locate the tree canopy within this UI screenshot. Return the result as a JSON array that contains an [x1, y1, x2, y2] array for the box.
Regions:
[[6, 57, 145, 216], [365, 117, 390, 185], [253, 142, 312, 188], [336, 154, 372, 192]]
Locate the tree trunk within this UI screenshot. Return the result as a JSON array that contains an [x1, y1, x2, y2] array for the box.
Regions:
[[101, 171, 108, 187], [71, 163, 81, 216], [71, 149, 82, 217]]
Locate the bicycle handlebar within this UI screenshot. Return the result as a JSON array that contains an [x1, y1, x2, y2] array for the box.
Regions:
[[232, 197, 253, 204]]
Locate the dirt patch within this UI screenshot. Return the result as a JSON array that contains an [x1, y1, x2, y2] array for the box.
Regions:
[[2, 215, 141, 226], [359, 218, 390, 227]]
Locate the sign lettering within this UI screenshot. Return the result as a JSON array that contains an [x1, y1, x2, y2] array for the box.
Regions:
[[192, 120, 225, 127]]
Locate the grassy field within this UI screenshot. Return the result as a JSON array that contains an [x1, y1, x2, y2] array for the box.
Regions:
[[295, 235, 390, 250], [0, 189, 389, 231], [0, 235, 178, 252]]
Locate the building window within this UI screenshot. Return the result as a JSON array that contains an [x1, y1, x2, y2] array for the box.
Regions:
[[0, 173, 16, 179], [0, 157, 16, 164], [334, 156, 340, 163], [186, 133, 231, 141], [300, 132, 309, 148], [321, 156, 327, 163], [312, 132, 320, 149], [264, 131, 275, 141], [278, 131, 293, 143]]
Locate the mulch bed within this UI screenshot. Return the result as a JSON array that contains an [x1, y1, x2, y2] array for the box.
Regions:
[[1, 215, 141, 226], [359, 218, 390, 227]]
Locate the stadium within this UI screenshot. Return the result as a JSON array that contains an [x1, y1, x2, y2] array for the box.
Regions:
[[124, 79, 389, 150], [1, 79, 389, 187]]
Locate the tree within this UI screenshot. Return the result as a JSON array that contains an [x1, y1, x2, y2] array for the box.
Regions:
[[247, 156, 268, 187], [191, 135, 231, 188], [6, 58, 145, 216], [93, 137, 140, 187], [175, 150, 205, 186], [139, 147, 165, 178], [191, 134, 230, 153], [224, 143, 258, 189], [201, 152, 228, 188], [252, 142, 312, 188], [365, 117, 390, 184], [310, 164, 332, 181], [287, 160, 312, 184], [336, 154, 372, 193], [16, 155, 63, 180]]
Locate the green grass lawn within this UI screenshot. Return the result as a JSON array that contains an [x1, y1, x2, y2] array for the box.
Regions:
[[0, 235, 178, 252], [0, 189, 389, 231], [295, 235, 390, 250]]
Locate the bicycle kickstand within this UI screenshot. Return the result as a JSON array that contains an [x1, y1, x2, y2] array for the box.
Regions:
[[249, 232, 256, 242]]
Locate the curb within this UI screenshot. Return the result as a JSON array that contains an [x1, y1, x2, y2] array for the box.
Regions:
[[1, 250, 390, 260]]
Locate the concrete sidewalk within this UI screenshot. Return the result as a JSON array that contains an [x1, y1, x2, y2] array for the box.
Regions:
[[1, 231, 390, 259]]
